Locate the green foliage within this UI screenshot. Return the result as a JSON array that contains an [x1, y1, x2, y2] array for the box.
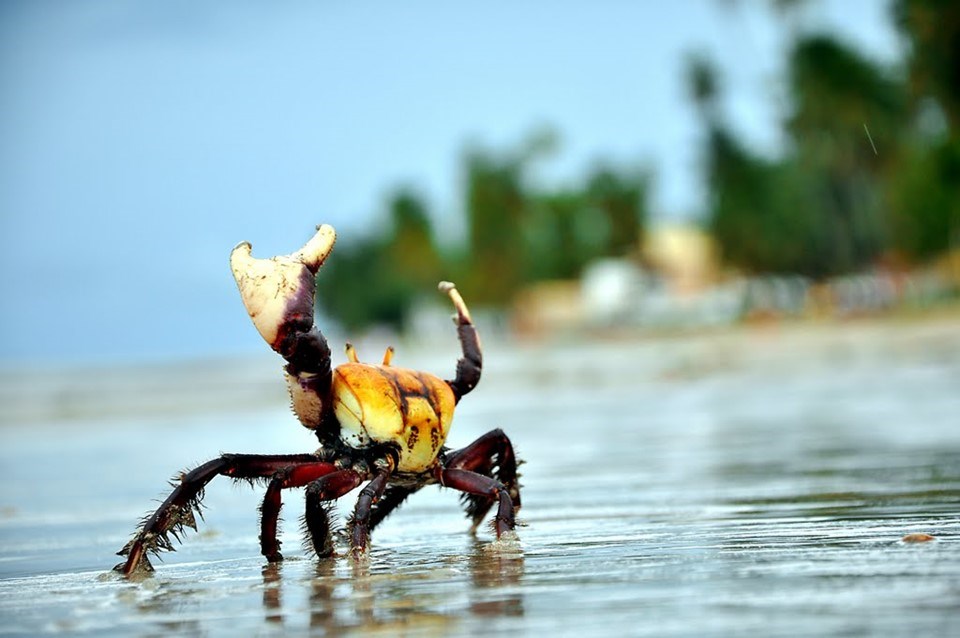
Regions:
[[893, 0, 960, 131], [316, 188, 439, 333], [889, 0, 960, 259], [461, 144, 532, 305], [317, 136, 649, 331], [888, 139, 960, 259], [587, 166, 647, 256], [707, 128, 821, 275], [694, 7, 960, 279], [461, 137, 649, 306]]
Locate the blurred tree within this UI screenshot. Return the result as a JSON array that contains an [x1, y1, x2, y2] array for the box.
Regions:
[[319, 131, 651, 331], [687, 52, 721, 124], [462, 145, 532, 305], [786, 34, 905, 275], [525, 190, 600, 280], [382, 188, 442, 289], [889, 141, 960, 259], [700, 0, 960, 277], [316, 188, 441, 333], [889, 0, 960, 258], [585, 165, 649, 256], [704, 126, 821, 274], [687, 53, 814, 275], [691, 33, 909, 278], [462, 131, 648, 305], [893, 0, 960, 132], [458, 130, 648, 306]]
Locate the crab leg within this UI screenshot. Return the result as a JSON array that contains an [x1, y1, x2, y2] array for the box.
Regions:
[[348, 471, 392, 557], [439, 282, 482, 402], [445, 428, 522, 529], [116, 453, 323, 576], [259, 462, 339, 562], [438, 468, 515, 538], [303, 470, 366, 557]]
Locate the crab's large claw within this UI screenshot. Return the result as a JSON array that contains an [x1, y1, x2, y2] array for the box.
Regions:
[[230, 225, 336, 430], [230, 225, 336, 353]]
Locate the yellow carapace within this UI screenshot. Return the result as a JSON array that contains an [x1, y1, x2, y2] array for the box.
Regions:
[[333, 354, 457, 473]]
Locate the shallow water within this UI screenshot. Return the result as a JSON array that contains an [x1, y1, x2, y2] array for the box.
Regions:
[[2, 321, 959, 636]]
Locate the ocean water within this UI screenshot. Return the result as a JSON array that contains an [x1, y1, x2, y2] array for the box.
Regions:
[[1, 319, 958, 636]]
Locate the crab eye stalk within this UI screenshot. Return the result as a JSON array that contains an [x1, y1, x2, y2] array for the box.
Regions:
[[439, 281, 482, 402], [345, 342, 359, 363]]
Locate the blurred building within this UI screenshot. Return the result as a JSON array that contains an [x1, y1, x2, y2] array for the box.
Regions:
[[513, 223, 736, 336], [505, 230, 960, 338], [642, 224, 718, 296]]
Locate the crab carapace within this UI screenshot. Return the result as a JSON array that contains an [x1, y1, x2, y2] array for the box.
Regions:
[[115, 224, 521, 575]]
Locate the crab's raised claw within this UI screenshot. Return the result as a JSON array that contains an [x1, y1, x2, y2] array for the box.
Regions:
[[231, 225, 336, 430], [230, 225, 336, 353], [439, 281, 482, 402]]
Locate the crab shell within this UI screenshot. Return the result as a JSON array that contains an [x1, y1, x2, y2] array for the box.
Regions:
[[332, 363, 456, 473]]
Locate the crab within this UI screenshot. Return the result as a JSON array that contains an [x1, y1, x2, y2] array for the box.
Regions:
[[115, 224, 521, 576]]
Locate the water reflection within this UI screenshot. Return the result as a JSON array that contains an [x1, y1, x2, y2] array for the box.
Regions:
[[305, 556, 458, 633], [261, 562, 283, 625], [251, 542, 527, 633], [468, 539, 525, 618], [117, 577, 208, 637], [309, 560, 338, 631]]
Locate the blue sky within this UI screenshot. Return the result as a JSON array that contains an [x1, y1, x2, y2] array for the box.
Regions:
[[0, 1, 900, 363]]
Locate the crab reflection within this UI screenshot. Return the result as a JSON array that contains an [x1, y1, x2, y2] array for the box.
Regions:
[[468, 539, 525, 617], [258, 543, 526, 631], [261, 563, 283, 624]]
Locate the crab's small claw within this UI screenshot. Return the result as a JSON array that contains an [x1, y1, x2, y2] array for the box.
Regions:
[[230, 225, 336, 350], [439, 281, 482, 402], [439, 281, 473, 325]]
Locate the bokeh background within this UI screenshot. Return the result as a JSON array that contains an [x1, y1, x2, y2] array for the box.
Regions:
[[2, 2, 959, 635], [5, 0, 954, 366]]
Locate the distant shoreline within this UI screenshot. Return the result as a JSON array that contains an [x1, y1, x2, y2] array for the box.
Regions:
[[2, 304, 959, 426]]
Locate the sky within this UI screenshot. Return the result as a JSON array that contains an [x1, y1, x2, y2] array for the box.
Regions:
[[0, 0, 901, 364]]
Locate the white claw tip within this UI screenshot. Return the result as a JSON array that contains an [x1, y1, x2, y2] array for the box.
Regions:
[[438, 280, 472, 324], [295, 224, 337, 272]]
